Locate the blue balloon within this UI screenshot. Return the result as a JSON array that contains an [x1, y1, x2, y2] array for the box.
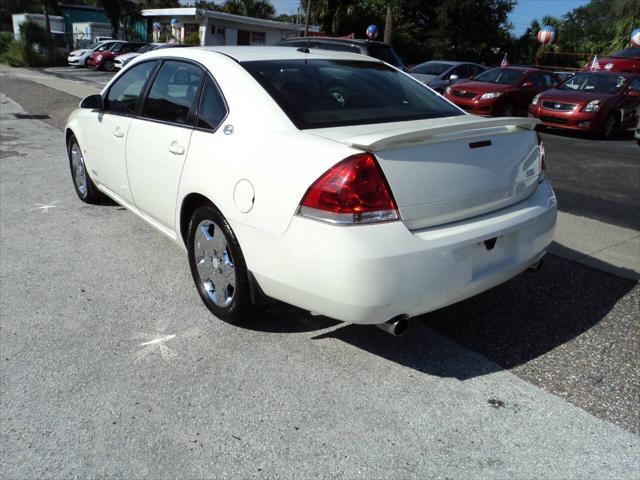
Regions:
[[170, 17, 180, 26], [366, 24, 378, 39]]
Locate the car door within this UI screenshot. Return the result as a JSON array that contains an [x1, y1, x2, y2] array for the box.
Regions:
[[82, 60, 157, 204], [519, 72, 544, 111], [125, 60, 205, 231]]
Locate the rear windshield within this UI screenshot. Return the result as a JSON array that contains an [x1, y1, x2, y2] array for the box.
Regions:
[[365, 44, 404, 69], [241, 59, 462, 129], [473, 68, 525, 85], [410, 62, 452, 75], [559, 73, 628, 94]]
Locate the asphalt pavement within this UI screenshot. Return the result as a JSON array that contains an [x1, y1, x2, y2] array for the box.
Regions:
[[1, 67, 639, 478]]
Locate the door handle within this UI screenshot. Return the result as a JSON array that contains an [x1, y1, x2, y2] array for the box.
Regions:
[[112, 127, 124, 138], [167, 141, 185, 155]]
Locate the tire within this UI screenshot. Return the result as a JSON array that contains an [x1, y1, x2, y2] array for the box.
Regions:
[[602, 114, 618, 140], [67, 134, 102, 203], [103, 60, 115, 72], [501, 103, 515, 117], [187, 204, 252, 323]]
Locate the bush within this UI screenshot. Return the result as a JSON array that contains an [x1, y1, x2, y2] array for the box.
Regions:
[[0, 38, 68, 67], [184, 31, 201, 45], [0, 31, 13, 55], [20, 21, 47, 48]]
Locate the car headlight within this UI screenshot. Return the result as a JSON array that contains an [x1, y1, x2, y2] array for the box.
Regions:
[[531, 94, 541, 106], [582, 100, 601, 112], [96, 55, 103, 61], [480, 92, 503, 100]]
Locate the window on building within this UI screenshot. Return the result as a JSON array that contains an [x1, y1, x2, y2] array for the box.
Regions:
[[251, 32, 266, 45]]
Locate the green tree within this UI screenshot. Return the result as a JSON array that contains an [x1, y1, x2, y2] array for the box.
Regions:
[[97, 0, 123, 39], [223, 0, 276, 19]]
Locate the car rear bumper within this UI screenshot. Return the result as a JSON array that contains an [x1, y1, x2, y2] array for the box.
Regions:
[[237, 181, 557, 325]]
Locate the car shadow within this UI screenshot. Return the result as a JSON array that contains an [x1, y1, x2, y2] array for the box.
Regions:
[[304, 252, 636, 380], [539, 125, 635, 142]]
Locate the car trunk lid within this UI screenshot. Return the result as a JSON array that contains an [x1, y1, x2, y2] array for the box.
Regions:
[[308, 115, 542, 230]]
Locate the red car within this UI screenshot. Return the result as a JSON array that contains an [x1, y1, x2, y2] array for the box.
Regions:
[[86, 41, 148, 72], [583, 47, 640, 74], [528, 71, 640, 139], [444, 67, 560, 116]]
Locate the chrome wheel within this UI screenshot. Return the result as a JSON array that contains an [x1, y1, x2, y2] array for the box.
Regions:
[[194, 219, 236, 307], [70, 141, 88, 198]]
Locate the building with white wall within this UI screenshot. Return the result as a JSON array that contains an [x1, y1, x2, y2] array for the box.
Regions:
[[12, 13, 65, 40], [141, 8, 319, 46]]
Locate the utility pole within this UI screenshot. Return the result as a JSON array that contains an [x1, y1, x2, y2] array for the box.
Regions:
[[304, 0, 311, 37]]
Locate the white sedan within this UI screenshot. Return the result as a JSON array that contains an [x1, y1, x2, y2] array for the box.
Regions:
[[65, 47, 557, 334]]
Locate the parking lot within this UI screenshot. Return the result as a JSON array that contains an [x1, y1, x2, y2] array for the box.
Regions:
[[1, 65, 639, 478]]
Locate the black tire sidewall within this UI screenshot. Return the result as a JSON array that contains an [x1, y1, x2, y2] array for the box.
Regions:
[[187, 204, 252, 323], [502, 103, 515, 117], [603, 115, 617, 140], [103, 60, 114, 72], [67, 135, 101, 203]]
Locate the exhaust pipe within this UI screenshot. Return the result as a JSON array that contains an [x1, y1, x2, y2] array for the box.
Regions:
[[376, 315, 409, 336]]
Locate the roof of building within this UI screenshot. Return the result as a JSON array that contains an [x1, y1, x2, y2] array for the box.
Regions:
[[141, 8, 320, 33]]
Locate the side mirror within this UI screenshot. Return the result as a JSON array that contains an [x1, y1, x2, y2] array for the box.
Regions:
[[522, 81, 534, 88], [80, 94, 104, 109], [449, 74, 459, 81]]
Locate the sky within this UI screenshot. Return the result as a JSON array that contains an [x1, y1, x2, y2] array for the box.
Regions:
[[268, 0, 591, 36]]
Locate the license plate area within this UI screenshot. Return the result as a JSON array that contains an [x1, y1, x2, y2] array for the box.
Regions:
[[471, 232, 516, 280]]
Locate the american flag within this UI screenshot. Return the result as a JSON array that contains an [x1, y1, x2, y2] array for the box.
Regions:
[[590, 55, 600, 72], [500, 53, 509, 68]]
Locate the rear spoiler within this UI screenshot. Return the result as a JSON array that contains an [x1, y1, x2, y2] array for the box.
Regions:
[[344, 117, 539, 152]]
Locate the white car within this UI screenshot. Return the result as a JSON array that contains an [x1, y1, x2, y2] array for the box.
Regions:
[[65, 47, 557, 334], [68, 40, 118, 67]]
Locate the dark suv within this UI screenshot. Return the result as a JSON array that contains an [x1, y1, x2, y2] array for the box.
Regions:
[[276, 37, 405, 70]]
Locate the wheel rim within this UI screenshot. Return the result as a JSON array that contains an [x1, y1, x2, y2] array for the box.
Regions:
[[194, 219, 236, 307], [70, 142, 88, 197], [104, 61, 113, 72]]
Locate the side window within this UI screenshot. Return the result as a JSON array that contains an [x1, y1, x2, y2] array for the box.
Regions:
[[543, 74, 556, 87], [142, 60, 204, 126], [451, 65, 468, 78], [469, 65, 484, 77], [105, 61, 157, 114], [529, 73, 544, 88], [628, 77, 640, 91], [197, 76, 228, 131]]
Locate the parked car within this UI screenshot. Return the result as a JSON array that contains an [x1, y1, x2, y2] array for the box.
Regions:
[[554, 71, 576, 83], [86, 41, 148, 72], [114, 43, 191, 70], [409, 61, 486, 94], [65, 47, 556, 334], [582, 47, 640, 74], [529, 71, 640, 139], [635, 116, 640, 146], [276, 37, 405, 70], [444, 66, 560, 116], [68, 40, 119, 67]]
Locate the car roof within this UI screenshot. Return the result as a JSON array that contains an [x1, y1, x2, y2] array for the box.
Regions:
[[191, 46, 379, 63], [279, 37, 392, 47]]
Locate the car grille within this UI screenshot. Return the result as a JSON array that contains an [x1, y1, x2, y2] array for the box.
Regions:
[[542, 101, 577, 112], [452, 90, 476, 99], [539, 115, 568, 125]]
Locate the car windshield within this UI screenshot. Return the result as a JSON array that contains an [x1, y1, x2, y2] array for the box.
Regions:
[[241, 59, 462, 129], [86, 42, 100, 50], [410, 62, 452, 76], [559, 73, 627, 94], [473, 68, 525, 85], [611, 48, 640, 59], [366, 44, 404, 69]]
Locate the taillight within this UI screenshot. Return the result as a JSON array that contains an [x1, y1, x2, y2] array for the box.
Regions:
[[298, 153, 399, 224], [536, 132, 546, 183]]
